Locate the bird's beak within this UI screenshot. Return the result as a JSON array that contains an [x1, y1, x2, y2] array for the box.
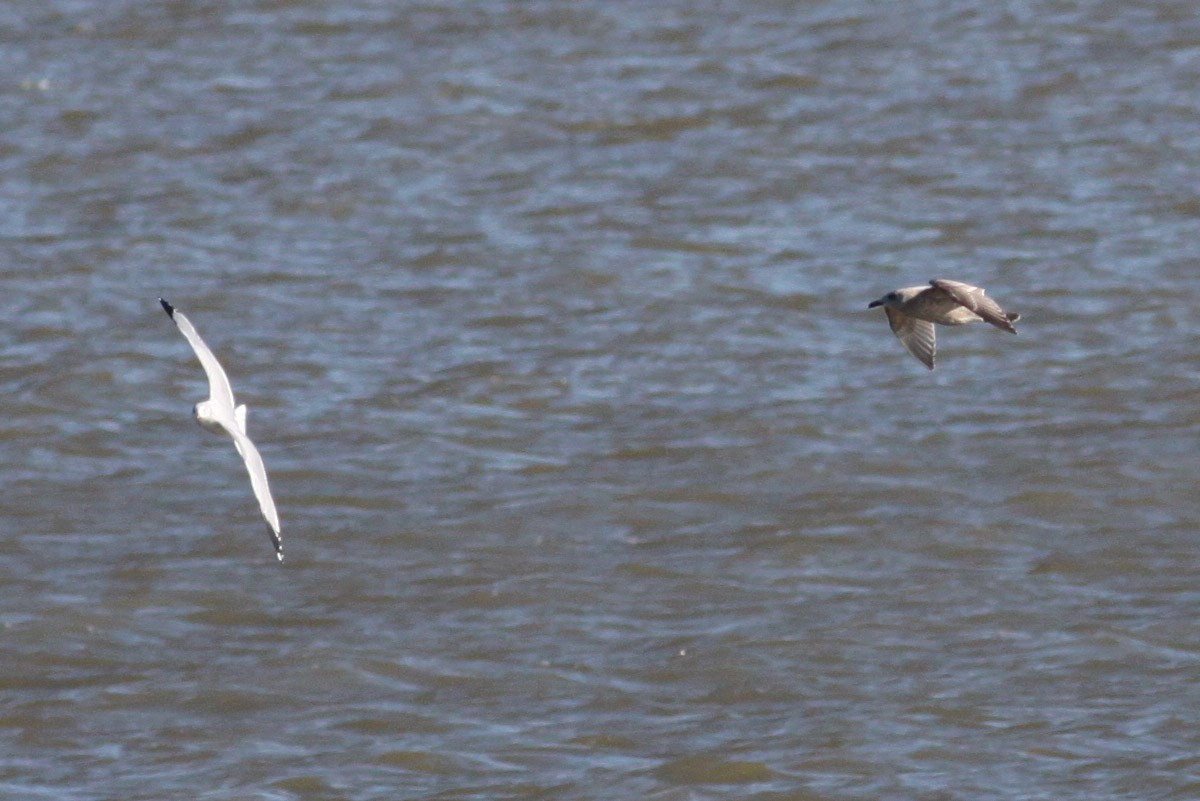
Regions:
[[867, 300, 883, 309]]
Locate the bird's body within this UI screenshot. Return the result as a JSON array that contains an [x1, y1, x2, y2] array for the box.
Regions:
[[159, 298, 283, 561], [868, 279, 1019, 369]]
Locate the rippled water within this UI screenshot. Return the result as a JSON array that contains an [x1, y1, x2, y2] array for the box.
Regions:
[[3, 1, 1200, 799]]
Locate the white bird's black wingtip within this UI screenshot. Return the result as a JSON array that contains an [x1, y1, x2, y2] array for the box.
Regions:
[[159, 297, 175, 318], [266, 524, 284, 562]]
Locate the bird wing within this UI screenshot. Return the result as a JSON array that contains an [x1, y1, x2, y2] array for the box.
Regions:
[[232, 430, 284, 561], [929, 280, 1017, 334], [886, 307, 937, 369], [159, 299, 238, 417]]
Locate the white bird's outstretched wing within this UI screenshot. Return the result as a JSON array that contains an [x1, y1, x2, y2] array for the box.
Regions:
[[929, 279, 1018, 334], [232, 430, 284, 561], [885, 307, 937, 370], [159, 298, 237, 416]]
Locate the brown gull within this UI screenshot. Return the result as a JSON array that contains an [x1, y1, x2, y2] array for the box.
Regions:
[[868, 279, 1020, 370]]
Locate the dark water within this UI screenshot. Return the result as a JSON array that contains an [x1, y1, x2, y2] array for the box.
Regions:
[[2, 1, 1200, 799]]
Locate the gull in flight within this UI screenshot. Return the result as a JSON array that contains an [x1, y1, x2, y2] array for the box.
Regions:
[[159, 298, 283, 561], [868, 279, 1020, 370]]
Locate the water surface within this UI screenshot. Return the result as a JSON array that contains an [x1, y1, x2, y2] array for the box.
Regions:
[[2, 1, 1200, 799]]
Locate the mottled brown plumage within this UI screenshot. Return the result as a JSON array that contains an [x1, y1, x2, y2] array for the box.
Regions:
[[868, 279, 1019, 369]]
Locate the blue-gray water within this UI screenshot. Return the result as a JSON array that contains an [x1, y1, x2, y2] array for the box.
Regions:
[[3, 1, 1200, 799]]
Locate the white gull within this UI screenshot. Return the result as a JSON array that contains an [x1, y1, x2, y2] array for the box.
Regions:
[[159, 298, 283, 561]]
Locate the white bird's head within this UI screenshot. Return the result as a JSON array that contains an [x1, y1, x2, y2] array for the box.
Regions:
[[192, 400, 224, 434]]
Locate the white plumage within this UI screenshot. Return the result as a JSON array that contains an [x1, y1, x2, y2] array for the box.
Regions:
[[160, 298, 283, 561]]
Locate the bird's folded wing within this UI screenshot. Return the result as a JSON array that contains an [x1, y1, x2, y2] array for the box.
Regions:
[[929, 279, 1017, 333], [233, 431, 283, 560], [886, 307, 937, 370]]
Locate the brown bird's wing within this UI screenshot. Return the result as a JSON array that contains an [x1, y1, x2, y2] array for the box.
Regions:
[[885, 307, 937, 369], [929, 279, 1017, 334]]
